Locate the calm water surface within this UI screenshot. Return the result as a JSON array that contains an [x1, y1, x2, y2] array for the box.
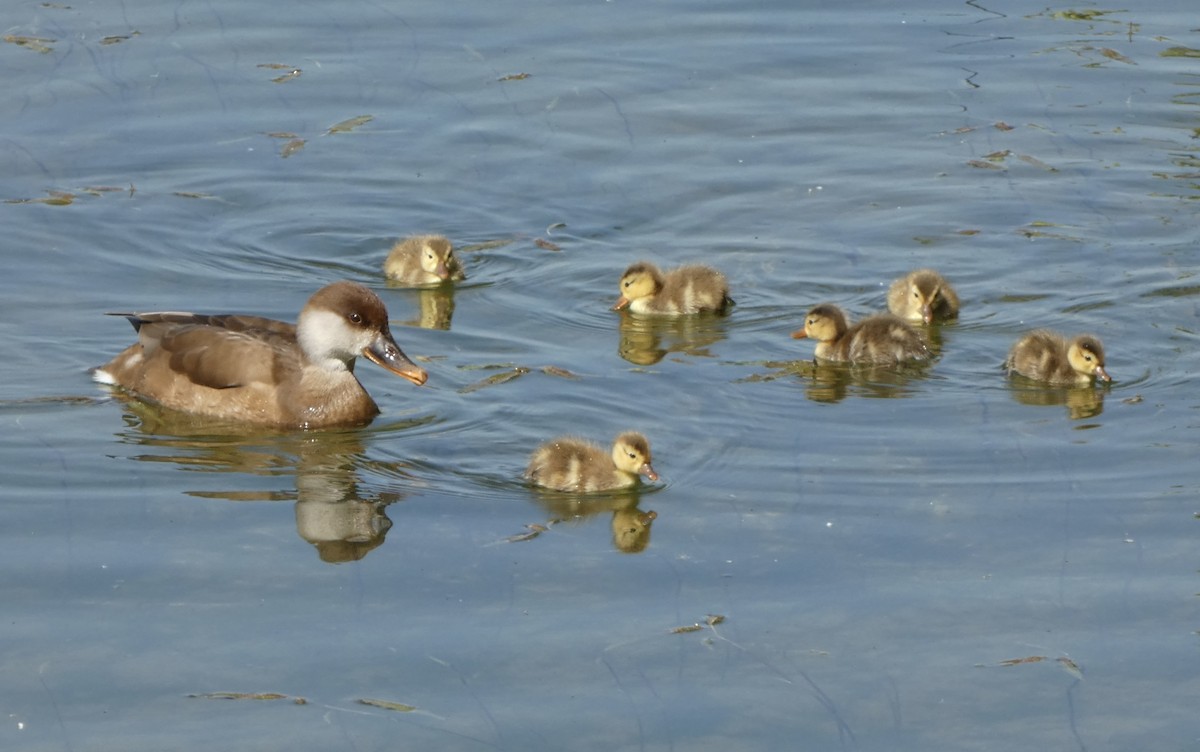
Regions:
[[2, 1, 1198, 750]]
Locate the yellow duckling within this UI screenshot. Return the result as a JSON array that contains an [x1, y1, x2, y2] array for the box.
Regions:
[[526, 432, 658, 493], [1005, 330, 1111, 385], [791, 304, 930, 365], [887, 268, 959, 324], [612, 262, 732, 315], [383, 234, 465, 286]]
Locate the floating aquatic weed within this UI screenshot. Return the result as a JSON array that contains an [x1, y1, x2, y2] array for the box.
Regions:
[[280, 139, 306, 158], [1017, 154, 1058, 172], [326, 115, 373, 134], [535, 238, 562, 251], [100, 32, 139, 45], [460, 238, 516, 253], [3, 35, 56, 53], [188, 692, 293, 701], [1046, 9, 1121, 22], [458, 367, 530, 393], [671, 613, 727, 634], [357, 698, 417, 712], [1099, 47, 1135, 64]]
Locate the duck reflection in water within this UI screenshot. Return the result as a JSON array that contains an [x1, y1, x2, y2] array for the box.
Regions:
[[616, 311, 730, 366], [107, 397, 421, 562], [531, 491, 659, 554]]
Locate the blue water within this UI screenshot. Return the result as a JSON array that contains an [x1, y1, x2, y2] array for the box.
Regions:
[[3, 1, 1198, 750]]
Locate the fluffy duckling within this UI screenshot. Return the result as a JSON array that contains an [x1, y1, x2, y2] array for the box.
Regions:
[[93, 281, 428, 429], [612, 262, 732, 315], [887, 269, 959, 324], [791, 304, 930, 365], [1005, 330, 1111, 385], [383, 234, 465, 286], [526, 432, 658, 493]]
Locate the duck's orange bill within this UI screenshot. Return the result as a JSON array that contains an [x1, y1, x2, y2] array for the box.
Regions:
[[612, 296, 631, 311], [790, 328, 808, 339], [365, 333, 429, 386]]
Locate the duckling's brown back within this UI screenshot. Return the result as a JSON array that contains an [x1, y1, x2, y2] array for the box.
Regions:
[[527, 438, 629, 493], [845, 315, 930, 365], [657, 265, 731, 314]]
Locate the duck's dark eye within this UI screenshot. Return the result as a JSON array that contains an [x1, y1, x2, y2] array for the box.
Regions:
[[623, 280, 632, 288], [349, 312, 363, 324]]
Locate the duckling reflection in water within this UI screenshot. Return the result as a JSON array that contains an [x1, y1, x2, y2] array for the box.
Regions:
[[1009, 383, 1107, 420], [532, 491, 659, 554], [396, 286, 457, 330], [1005, 330, 1111, 385], [612, 262, 733, 316], [791, 304, 930, 365], [616, 311, 729, 365], [887, 269, 959, 324], [791, 360, 927, 403], [383, 234, 466, 286], [526, 432, 658, 493], [612, 507, 657, 553]]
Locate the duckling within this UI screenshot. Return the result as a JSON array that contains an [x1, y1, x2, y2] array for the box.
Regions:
[[791, 304, 931, 365], [1005, 330, 1111, 385], [887, 268, 959, 324], [383, 234, 465, 286], [526, 432, 658, 493], [612, 262, 732, 315]]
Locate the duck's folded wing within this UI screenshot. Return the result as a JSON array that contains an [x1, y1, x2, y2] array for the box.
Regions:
[[115, 312, 298, 389]]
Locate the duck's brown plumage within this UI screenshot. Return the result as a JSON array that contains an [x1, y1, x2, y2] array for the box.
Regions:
[[791, 304, 930, 365], [93, 281, 428, 429], [1005, 330, 1111, 385], [383, 234, 465, 286], [526, 432, 658, 493], [887, 268, 959, 324], [612, 262, 732, 315]]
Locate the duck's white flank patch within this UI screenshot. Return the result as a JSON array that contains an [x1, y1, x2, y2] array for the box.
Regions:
[[91, 367, 116, 385]]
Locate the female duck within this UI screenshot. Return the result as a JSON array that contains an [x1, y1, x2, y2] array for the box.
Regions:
[[612, 262, 732, 315], [93, 280, 428, 429], [1005, 330, 1111, 385], [792, 304, 930, 365], [887, 268, 959, 324], [527, 432, 658, 493], [384, 234, 465, 286]]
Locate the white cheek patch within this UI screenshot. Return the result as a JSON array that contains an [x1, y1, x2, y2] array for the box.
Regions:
[[298, 309, 363, 368]]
